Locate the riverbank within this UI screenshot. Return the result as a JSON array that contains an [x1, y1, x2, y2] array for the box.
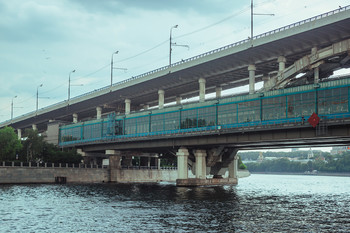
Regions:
[[251, 171, 350, 177]]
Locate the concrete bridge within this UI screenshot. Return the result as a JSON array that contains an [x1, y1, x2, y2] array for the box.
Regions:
[[2, 5, 350, 186]]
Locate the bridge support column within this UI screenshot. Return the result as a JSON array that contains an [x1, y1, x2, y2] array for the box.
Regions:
[[158, 90, 165, 109], [248, 64, 256, 94], [199, 78, 206, 102], [32, 124, 37, 131], [73, 113, 78, 123], [176, 96, 182, 105], [194, 150, 207, 179], [262, 75, 269, 89], [314, 67, 320, 84], [278, 56, 286, 72], [215, 86, 222, 98], [157, 157, 161, 169], [107, 150, 121, 182], [125, 99, 131, 115], [96, 107, 102, 119], [17, 129, 22, 140], [176, 147, 189, 180], [228, 155, 239, 179]]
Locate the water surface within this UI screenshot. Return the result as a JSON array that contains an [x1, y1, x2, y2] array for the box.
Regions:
[[1, 174, 349, 232]]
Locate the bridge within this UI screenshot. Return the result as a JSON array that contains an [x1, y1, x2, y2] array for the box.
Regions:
[[2, 6, 350, 186]]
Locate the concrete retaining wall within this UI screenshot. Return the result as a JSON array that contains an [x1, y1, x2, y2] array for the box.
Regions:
[[0, 167, 109, 184], [112, 169, 178, 183], [0, 166, 249, 184]]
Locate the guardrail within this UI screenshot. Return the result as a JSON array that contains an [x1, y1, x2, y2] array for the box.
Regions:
[[2, 5, 349, 126], [0, 161, 108, 169], [59, 112, 350, 147], [121, 166, 177, 170]]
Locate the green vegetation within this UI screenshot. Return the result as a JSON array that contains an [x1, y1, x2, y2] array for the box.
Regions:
[[242, 151, 350, 173], [247, 158, 308, 172], [0, 127, 81, 163], [0, 127, 22, 161]]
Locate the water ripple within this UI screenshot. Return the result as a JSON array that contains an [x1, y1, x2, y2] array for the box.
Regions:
[[0, 175, 350, 232]]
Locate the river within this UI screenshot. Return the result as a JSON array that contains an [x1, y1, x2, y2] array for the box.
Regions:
[[1, 174, 349, 232]]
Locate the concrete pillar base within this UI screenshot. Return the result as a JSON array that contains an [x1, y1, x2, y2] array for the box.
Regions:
[[176, 178, 237, 186]]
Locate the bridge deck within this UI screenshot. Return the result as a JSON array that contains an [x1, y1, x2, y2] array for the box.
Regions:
[[2, 6, 350, 131], [60, 76, 350, 150]]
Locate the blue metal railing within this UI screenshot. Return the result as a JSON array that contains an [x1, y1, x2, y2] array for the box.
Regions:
[[59, 110, 350, 146]]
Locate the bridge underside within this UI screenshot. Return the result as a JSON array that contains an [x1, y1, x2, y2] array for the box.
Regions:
[[80, 120, 350, 153]]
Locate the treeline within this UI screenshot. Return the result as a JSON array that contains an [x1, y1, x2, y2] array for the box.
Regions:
[[239, 151, 330, 161], [246, 153, 350, 173], [0, 127, 81, 163]]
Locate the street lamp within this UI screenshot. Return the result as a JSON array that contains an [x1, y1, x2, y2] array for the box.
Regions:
[[250, 0, 274, 43], [36, 84, 43, 112], [68, 69, 76, 101], [169, 25, 189, 67], [11, 95, 17, 121], [111, 51, 119, 87], [169, 24, 178, 67]]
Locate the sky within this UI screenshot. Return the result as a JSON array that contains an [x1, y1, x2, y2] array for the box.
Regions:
[[0, 0, 349, 146]]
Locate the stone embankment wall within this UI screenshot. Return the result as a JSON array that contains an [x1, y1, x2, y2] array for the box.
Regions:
[[0, 166, 109, 184]]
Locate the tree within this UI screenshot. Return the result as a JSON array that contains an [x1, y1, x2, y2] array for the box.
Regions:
[[22, 129, 45, 162], [42, 143, 82, 164], [0, 127, 22, 161]]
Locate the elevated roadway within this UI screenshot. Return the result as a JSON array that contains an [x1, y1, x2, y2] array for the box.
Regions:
[[2, 5, 350, 133]]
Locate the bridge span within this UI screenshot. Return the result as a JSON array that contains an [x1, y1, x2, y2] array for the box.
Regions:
[[2, 6, 350, 186]]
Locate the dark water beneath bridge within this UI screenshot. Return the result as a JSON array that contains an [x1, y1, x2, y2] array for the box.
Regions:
[[1, 174, 350, 232]]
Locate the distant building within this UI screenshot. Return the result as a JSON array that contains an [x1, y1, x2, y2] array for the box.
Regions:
[[307, 148, 314, 160], [291, 148, 299, 152], [257, 152, 264, 162], [331, 146, 350, 155]]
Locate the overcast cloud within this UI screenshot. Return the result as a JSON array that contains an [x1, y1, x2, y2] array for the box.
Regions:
[[0, 0, 349, 123]]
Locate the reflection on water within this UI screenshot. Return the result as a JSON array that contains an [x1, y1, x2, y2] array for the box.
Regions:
[[1, 175, 350, 232]]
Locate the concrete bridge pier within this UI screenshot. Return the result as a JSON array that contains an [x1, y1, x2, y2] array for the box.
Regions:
[[107, 150, 121, 182], [176, 147, 238, 186], [176, 147, 189, 180]]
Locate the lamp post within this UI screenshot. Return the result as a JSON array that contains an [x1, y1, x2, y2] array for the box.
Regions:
[[11, 95, 17, 121], [169, 24, 178, 66], [111, 51, 119, 87], [36, 84, 43, 112], [250, 0, 274, 43], [68, 69, 76, 101]]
